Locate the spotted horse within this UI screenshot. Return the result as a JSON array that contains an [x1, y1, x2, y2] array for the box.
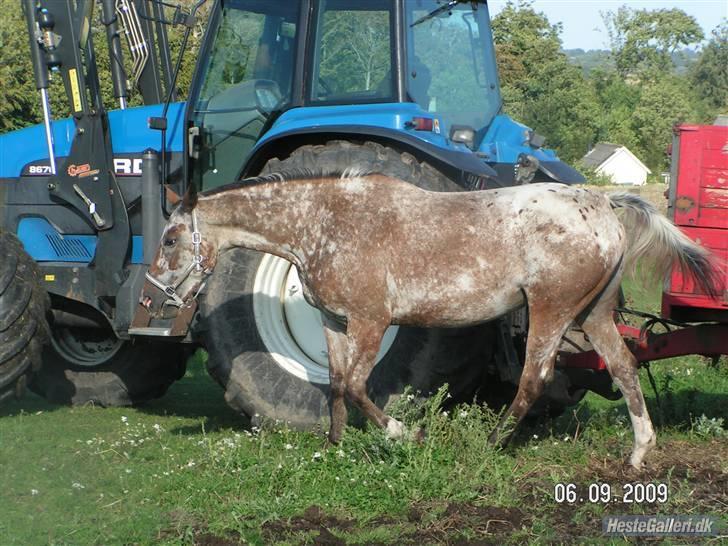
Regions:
[[142, 170, 718, 469]]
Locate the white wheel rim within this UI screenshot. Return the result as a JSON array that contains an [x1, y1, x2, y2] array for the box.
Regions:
[[253, 254, 398, 384]]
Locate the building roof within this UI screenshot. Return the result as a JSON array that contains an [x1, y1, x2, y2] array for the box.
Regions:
[[581, 143, 621, 168]]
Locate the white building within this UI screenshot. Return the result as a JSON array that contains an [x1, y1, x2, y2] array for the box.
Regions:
[[581, 143, 652, 186]]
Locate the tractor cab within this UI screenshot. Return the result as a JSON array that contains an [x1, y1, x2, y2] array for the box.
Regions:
[[187, 0, 512, 191]]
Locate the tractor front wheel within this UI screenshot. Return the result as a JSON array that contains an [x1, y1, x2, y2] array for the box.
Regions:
[[0, 229, 50, 404], [29, 326, 188, 407]]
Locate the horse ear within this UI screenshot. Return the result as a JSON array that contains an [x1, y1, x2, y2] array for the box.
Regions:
[[165, 185, 181, 206], [181, 183, 198, 213]]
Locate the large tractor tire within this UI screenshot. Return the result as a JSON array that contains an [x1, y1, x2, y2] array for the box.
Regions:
[[29, 327, 189, 407], [0, 229, 51, 404], [200, 141, 494, 428]]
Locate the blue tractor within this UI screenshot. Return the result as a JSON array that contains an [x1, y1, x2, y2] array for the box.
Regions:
[[0, 0, 585, 424]]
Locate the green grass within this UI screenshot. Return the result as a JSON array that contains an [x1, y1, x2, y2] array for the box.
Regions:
[[1, 283, 726, 544]]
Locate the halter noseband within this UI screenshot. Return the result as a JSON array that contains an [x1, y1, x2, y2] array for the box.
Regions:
[[145, 209, 208, 308]]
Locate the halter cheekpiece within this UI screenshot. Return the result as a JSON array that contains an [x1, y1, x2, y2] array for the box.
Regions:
[[145, 209, 207, 308]]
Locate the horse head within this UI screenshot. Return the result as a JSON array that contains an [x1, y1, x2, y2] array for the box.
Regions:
[[141, 185, 218, 317]]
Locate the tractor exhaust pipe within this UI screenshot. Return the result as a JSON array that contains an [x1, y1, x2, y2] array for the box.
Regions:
[[141, 149, 163, 264]]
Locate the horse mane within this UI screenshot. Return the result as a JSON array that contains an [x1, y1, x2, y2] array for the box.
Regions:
[[200, 167, 376, 197]]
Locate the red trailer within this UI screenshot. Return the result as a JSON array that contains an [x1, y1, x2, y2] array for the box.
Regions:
[[663, 124, 728, 323], [563, 122, 728, 373]]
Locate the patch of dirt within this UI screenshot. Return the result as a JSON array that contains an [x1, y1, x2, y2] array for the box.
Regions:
[[261, 505, 352, 545], [419, 502, 525, 543], [585, 438, 727, 509], [518, 438, 728, 542], [260, 501, 524, 545]]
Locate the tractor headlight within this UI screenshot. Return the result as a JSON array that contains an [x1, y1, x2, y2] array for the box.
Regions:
[[450, 125, 476, 149]]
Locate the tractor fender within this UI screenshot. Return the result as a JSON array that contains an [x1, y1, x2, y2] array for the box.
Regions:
[[242, 126, 501, 189]]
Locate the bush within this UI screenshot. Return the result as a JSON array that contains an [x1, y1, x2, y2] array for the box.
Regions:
[[578, 166, 615, 186]]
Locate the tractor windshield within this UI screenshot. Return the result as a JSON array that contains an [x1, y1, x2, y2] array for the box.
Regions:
[[405, 0, 501, 136], [187, 0, 300, 190]]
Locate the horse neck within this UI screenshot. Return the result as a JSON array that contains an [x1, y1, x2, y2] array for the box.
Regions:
[[197, 182, 316, 262]]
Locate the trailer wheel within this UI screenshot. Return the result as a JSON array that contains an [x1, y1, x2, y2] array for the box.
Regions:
[[200, 141, 494, 428], [29, 327, 188, 407], [0, 229, 50, 404]]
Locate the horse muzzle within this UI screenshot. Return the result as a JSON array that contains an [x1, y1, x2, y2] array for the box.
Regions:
[[130, 277, 201, 337]]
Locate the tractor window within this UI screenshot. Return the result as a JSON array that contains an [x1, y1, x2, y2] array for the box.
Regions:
[[405, 0, 501, 136], [311, 0, 395, 103], [188, 1, 300, 190]]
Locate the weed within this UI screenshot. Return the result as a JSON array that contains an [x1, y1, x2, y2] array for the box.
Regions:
[[690, 414, 726, 439]]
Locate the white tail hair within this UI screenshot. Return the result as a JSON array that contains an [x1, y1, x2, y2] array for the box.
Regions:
[[609, 192, 719, 297]]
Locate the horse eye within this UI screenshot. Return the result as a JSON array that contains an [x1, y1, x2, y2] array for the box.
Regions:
[[164, 238, 177, 247]]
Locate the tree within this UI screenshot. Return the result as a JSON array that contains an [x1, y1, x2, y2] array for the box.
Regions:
[[690, 21, 728, 114], [492, 1, 599, 163], [0, 0, 42, 132], [602, 7, 704, 78], [632, 75, 694, 171], [0, 0, 208, 131]]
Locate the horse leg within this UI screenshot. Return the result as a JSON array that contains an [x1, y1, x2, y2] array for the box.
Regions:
[[322, 315, 350, 444], [343, 317, 405, 438], [578, 290, 656, 469], [488, 310, 574, 445]]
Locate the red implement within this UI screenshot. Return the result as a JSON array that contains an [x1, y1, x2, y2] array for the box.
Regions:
[[663, 124, 728, 323]]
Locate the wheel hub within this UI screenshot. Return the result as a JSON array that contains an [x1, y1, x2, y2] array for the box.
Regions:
[[50, 327, 124, 367], [253, 254, 398, 384]]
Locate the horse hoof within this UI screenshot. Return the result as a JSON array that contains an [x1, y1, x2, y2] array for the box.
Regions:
[[627, 456, 647, 471], [385, 418, 406, 440]]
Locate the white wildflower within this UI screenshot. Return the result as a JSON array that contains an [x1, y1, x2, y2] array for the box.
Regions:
[[336, 449, 345, 458], [121, 416, 128, 424], [312, 451, 322, 460], [31, 489, 39, 496], [459, 410, 468, 418], [72, 482, 85, 490], [285, 443, 293, 450]]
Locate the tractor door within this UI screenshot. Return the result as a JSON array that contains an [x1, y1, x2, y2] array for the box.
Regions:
[[186, 0, 302, 191]]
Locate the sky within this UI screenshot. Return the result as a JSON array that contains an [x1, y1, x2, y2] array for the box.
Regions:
[[487, 1, 727, 51]]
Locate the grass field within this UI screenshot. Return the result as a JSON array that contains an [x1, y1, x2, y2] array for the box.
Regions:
[[1, 277, 726, 545]]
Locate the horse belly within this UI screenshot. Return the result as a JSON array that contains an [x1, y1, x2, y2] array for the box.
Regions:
[[391, 282, 525, 328]]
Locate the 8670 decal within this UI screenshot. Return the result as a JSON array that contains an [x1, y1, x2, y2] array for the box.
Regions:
[[554, 483, 668, 504]]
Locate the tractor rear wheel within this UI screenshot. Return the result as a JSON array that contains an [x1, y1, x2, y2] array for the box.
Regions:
[[200, 141, 494, 428], [0, 229, 50, 404], [29, 327, 189, 407]]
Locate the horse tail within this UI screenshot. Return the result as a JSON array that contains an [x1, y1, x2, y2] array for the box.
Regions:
[[608, 192, 720, 298]]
